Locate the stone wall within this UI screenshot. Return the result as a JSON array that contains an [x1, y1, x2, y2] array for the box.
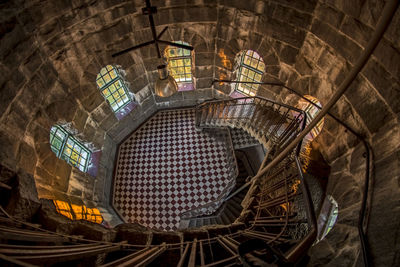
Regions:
[[1, 0, 399, 265]]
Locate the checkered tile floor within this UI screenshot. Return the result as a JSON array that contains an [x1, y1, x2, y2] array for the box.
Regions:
[[230, 128, 260, 149], [113, 109, 236, 231]]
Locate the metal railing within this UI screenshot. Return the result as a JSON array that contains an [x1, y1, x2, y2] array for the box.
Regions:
[[195, 96, 305, 153]]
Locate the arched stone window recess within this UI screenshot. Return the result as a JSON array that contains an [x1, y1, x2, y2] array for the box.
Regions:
[[96, 65, 137, 119], [49, 125, 91, 172], [232, 50, 265, 97]]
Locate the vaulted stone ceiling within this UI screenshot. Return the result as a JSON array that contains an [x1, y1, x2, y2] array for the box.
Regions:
[[1, 0, 400, 265]]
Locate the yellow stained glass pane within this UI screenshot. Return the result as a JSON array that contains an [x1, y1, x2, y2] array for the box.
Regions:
[[248, 70, 255, 79], [255, 73, 262, 82], [102, 89, 110, 97], [111, 102, 118, 110], [244, 55, 251, 66], [114, 80, 122, 89], [106, 65, 114, 71], [110, 69, 117, 79], [177, 59, 183, 66], [184, 58, 190, 65], [103, 74, 112, 84], [185, 67, 191, 73], [177, 66, 184, 74], [70, 151, 79, 164], [170, 60, 177, 67], [118, 88, 125, 96], [106, 95, 114, 103], [109, 83, 116, 93], [100, 68, 107, 76], [183, 49, 191, 56], [64, 147, 71, 156], [258, 62, 265, 72], [185, 74, 191, 80], [250, 58, 258, 68], [96, 78, 104, 88], [112, 91, 119, 99]]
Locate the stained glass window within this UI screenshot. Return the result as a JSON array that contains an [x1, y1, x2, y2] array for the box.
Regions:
[[96, 65, 131, 112], [297, 95, 324, 140], [50, 125, 91, 172], [53, 200, 103, 224], [236, 50, 265, 96], [165, 41, 193, 83]]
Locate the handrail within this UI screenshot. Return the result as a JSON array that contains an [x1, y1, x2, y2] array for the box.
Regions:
[[197, 95, 305, 114]]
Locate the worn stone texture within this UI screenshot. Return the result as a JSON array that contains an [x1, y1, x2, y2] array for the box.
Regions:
[[0, 0, 400, 265]]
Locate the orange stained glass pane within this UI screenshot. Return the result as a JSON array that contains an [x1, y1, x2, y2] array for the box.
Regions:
[[71, 204, 84, 220], [53, 200, 73, 220]]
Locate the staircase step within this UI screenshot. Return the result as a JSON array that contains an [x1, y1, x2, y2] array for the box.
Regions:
[[189, 219, 196, 228], [227, 202, 242, 218], [220, 212, 231, 225], [223, 205, 237, 222]]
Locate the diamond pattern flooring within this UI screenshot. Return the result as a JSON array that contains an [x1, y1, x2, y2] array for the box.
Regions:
[[112, 109, 235, 231]]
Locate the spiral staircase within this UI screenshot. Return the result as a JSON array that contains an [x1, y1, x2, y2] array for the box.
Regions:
[[0, 96, 318, 267]]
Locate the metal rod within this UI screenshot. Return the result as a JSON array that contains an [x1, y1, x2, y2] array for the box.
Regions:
[[188, 239, 197, 267], [158, 40, 194, 50], [112, 40, 155, 57], [250, 0, 398, 208], [157, 26, 168, 39], [177, 243, 190, 267]]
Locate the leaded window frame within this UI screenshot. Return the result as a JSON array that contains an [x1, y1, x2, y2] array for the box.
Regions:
[[235, 50, 265, 96], [165, 41, 193, 83], [50, 125, 91, 172], [96, 65, 132, 112]]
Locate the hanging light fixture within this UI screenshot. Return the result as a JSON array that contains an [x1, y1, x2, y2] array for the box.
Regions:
[[155, 64, 178, 97]]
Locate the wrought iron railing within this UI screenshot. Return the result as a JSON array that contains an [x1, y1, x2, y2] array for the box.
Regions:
[[0, 97, 318, 266], [195, 96, 305, 152]]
